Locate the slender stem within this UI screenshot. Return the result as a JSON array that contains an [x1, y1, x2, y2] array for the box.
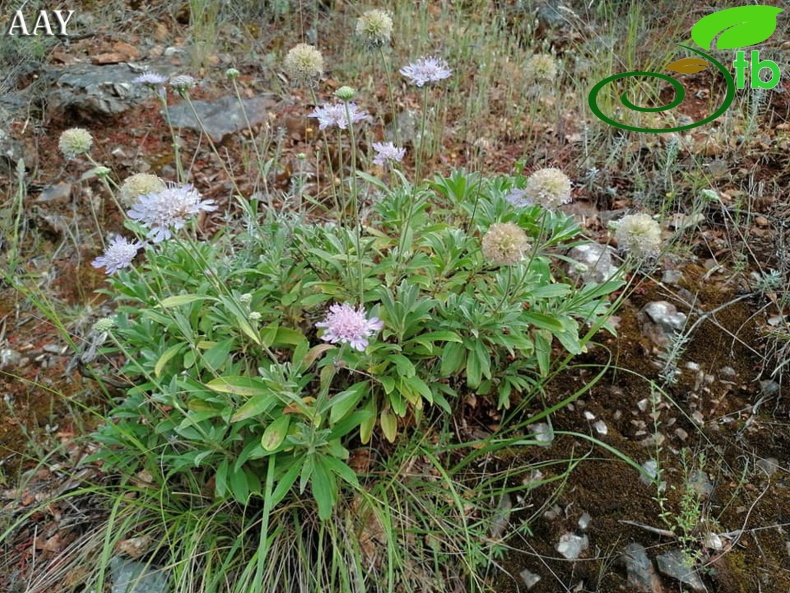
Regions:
[[343, 101, 365, 304], [378, 45, 399, 146]]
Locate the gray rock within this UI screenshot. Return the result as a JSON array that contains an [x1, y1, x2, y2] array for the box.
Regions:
[[661, 269, 683, 285], [688, 470, 714, 498], [719, 366, 736, 380], [490, 492, 512, 539], [759, 380, 780, 397], [163, 94, 278, 143], [0, 348, 22, 369], [566, 243, 619, 284], [639, 301, 687, 347], [520, 568, 541, 589], [536, 1, 571, 29], [47, 64, 154, 121], [556, 533, 588, 560], [655, 549, 706, 592], [110, 557, 168, 593], [0, 128, 24, 172], [530, 422, 554, 446], [755, 457, 780, 477], [620, 543, 661, 593], [35, 182, 73, 204]]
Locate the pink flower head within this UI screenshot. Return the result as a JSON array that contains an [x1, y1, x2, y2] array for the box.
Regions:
[[309, 103, 370, 130], [92, 236, 143, 274], [127, 184, 217, 243], [400, 57, 452, 87], [371, 142, 406, 166], [132, 71, 168, 87], [316, 303, 384, 351]]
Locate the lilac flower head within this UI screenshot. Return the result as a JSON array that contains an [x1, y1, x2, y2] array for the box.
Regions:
[[315, 303, 384, 351], [309, 103, 370, 130], [132, 71, 169, 88], [371, 142, 406, 167], [127, 184, 217, 243], [92, 236, 143, 274], [400, 57, 452, 87], [170, 74, 196, 95], [505, 188, 532, 208]]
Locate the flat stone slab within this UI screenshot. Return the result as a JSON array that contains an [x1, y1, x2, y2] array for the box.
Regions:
[[162, 94, 279, 143]]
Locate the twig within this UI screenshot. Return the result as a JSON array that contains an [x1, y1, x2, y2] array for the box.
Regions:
[[619, 519, 676, 539]]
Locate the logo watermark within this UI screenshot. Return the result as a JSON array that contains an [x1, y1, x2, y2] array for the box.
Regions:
[[5, 9, 74, 36], [589, 5, 783, 133]]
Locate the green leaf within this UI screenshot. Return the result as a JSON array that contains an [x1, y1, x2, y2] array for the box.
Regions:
[[360, 398, 378, 444], [466, 345, 481, 388], [473, 341, 492, 381], [440, 341, 466, 376], [215, 458, 229, 499], [158, 294, 214, 308], [261, 415, 291, 451], [529, 284, 571, 299], [154, 343, 184, 377], [691, 6, 783, 50], [401, 375, 433, 404], [207, 376, 271, 397], [311, 457, 337, 520], [534, 329, 552, 377], [410, 330, 463, 349], [229, 468, 250, 503], [523, 311, 565, 332], [380, 409, 398, 442], [328, 381, 368, 424], [321, 455, 360, 486], [231, 393, 277, 422], [271, 458, 302, 506]]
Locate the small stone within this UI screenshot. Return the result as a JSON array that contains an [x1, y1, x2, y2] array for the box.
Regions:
[[566, 243, 619, 284], [755, 215, 770, 227], [675, 428, 688, 440], [668, 213, 705, 230], [0, 348, 22, 369], [719, 366, 736, 380], [593, 420, 608, 435], [703, 532, 723, 551], [544, 504, 562, 521], [42, 344, 66, 354], [655, 549, 706, 591], [755, 457, 780, 477], [661, 269, 683, 284], [583, 411, 596, 420], [640, 460, 659, 485], [621, 543, 661, 593], [685, 361, 700, 371], [110, 556, 168, 593], [490, 493, 512, 539], [688, 470, 714, 498], [637, 398, 650, 412], [92, 52, 131, 65], [578, 512, 591, 530], [530, 422, 554, 445], [520, 568, 541, 589], [639, 301, 688, 347], [759, 380, 780, 397], [35, 183, 73, 204], [556, 533, 588, 560]]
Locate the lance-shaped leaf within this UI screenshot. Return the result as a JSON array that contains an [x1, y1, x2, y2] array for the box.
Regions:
[[666, 57, 709, 74], [691, 6, 783, 51]]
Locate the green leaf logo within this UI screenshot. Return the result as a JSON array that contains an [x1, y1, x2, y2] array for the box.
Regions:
[[666, 57, 709, 74], [692, 5, 783, 50]]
